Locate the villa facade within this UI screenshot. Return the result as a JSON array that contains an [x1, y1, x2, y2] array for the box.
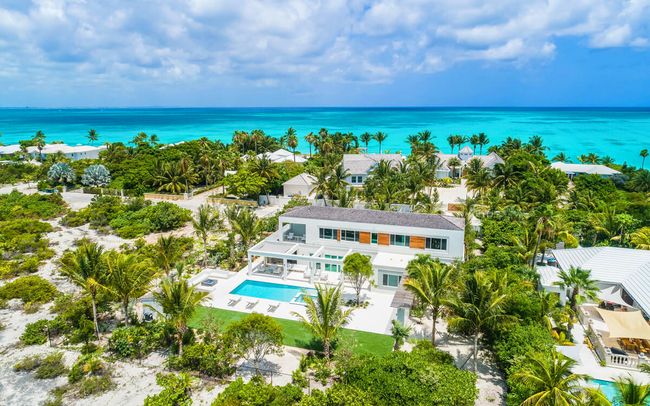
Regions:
[[342, 153, 404, 186], [435, 146, 505, 178], [247, 205, 465, 289], [0, 143, 106, 161]]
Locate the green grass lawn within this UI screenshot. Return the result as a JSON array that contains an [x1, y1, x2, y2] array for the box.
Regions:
[[191, 306, 393, 356]]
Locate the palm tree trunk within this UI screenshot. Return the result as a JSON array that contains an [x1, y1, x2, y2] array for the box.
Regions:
[[324, 339, 331, 360], [91, 295, 100, 339], [123, 300, 130, 327], [431, 309, 438, 347], [530, 232, 542, 269], [473, 333, 479, 372], [203, 236, 209, 267], [178, 332, 184, 356]]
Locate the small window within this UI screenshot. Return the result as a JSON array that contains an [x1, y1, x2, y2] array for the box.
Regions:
[[382, 273, 402, 287], [426, 237, 448, 250], [319, 228, 337, 240], [390, 234, 410, 247], [340, 230, 359, 242], [371, 233, 378, 244]]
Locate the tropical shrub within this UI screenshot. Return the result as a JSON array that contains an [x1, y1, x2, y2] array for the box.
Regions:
[[108, 323, 167, 359], [47, 162, 76, 185], [167, 342, 238, 378], [81, 164, 111, 187], [0, 275, 59, 304], [144, 373, 193, 406], [0, 191, 66, 220], [211, 376, 303, 406], [20, 319, 50, 345], [34, 352, 68, 379], [224, 313, 284, 372]]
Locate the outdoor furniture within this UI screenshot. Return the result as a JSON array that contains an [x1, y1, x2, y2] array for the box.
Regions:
[[267, 302, 280, 312], [246, 300, 259, 309], [228, 296, 242, 307]]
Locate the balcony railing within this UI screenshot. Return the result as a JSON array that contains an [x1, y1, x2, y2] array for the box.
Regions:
[[283, 232, 306, 243]]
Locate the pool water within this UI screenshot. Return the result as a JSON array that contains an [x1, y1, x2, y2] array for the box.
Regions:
[[590, 379, 618, 403], [230, 280, 317, 303]]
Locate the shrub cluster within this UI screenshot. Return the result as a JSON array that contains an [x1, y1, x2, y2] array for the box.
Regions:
[[0, 275, 59, 305], [13, 352, 67, 379], [107, 323, 168, 359]]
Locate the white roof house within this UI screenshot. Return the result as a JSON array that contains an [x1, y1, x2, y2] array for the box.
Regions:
[[342, 153, 404, 186], [0, 143, 107, 161], [435, 149, 504, 178], [550, 162, 621, 178], [254, 149, 307, 164], [539, 247, 650, 316], [282, 173, 317, 198], [0, 145, 23, 155]]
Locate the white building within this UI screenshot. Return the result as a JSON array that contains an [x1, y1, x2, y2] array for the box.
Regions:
[[435, 146, 505, 178], [247, 205, 464, 288], [0, 143, 107, 161], [538, 247, 650, 316], [282, 173, 317, 198], [342, 153, 404, 186], [252, 148, 307, 164], [550, 162, 621, 179]]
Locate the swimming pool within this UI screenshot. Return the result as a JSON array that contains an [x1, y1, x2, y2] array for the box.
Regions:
[[229, 280, 317, 304], [590, 379, 618, 403]]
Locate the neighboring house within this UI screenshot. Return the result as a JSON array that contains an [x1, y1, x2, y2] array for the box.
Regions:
[[550, 162, 621, 179], [252, 148, 307, 164], [282, 173, 317, 197], [247, 205, 464, 289], [436, 146, 505, 178], [0, 143, 107, 161], [537, 247, 650, 317], [342, 153, 404, 186]]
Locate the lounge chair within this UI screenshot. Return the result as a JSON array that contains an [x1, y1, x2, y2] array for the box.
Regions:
[[228, 296, 242, 307], [268, 302, 281, 312], [320, 272, 329, 282], [246, 300, 259, 309]]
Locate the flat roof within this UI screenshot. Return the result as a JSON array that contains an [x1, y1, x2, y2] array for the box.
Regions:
[[282, 206, 464, 231], [550, 162, 620, 176]]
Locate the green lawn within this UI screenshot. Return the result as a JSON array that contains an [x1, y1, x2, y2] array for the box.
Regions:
[[191, 306, 393, 356]]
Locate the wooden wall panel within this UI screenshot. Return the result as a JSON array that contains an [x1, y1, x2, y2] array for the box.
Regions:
[[410, 236, 426, 249], [336, 229, 340, 241], [378, 233, 390, 245], [359, 231, 370, 244]]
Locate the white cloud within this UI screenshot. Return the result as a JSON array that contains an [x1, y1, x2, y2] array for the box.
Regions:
[[0, 0, 648, 89]]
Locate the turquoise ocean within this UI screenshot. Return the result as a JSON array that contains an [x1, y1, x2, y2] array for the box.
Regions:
[[0, 108, 648, 165]]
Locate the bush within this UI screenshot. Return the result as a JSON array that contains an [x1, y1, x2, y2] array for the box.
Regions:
[[35, 352, 68, 379], [211, 376, 303, 406], [77, 375, 114, 397], [14, 355, 42, 372], [0, 275, 59, 304], [81, 164, 111, 187], [144, 373, 193, 406], [68, 353, 107, 384], [108, 324, 167, 359], [21, 319, 49, 345], [167, 342, 237, 378], [48, 162, 76, 185], [0, 191, 66, 220]]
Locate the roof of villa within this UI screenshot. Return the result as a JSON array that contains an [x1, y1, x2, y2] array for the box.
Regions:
[[255, 149, 307, 163], [550, 162, 620, 176], [283, 173, 317, 186], [282, 205, 464, 231], [0, 143, 106, 155], [342, 153, 404, 174], [459, 145, 473, 154], [436, 151, 504, 168], [550, 247, 650, 316]]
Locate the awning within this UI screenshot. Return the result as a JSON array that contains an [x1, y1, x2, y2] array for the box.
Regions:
[[596, 309, 650, 340], [597, 285, 632, 308]]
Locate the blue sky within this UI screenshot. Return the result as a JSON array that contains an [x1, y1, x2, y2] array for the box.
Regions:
[[1, 0, 649, 107]]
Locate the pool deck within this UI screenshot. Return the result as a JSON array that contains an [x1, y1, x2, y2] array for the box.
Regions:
[[191, 262, 397, 335]]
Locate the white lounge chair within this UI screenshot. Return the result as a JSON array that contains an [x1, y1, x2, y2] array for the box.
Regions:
[[268, 302, 281, 312], [227, 296, 242, 307], [246, 300, 260, 309]]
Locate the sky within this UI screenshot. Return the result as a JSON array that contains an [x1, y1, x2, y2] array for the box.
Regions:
[[1, 0, 650, 107]]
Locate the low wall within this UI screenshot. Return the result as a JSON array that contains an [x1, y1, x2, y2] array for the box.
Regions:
[[207, 197, 258, 207], [144, 193, 187, 201]]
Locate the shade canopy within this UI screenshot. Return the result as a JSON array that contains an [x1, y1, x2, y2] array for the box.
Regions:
[[596, 309, 650, 340]]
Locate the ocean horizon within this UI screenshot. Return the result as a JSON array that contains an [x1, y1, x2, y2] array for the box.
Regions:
[[1, 107, 648, 166]]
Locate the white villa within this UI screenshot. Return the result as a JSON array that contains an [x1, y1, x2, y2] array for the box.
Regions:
[[342, 153, 404, 186], [282, 173, 317, 198], [0, 143, 106, 161], [435, 146, 505, 178], [253, 148, 307, 164], [550, 162, 621, 179]]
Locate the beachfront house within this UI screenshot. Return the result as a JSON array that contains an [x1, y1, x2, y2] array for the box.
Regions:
[[282, 173, 317, 198], [435, 146, 505, 178], [550, 162, 621, 179], [537, 247, 650, 369], [342, 153, 404, 186], [0, 143, 106, 161], [251, 148, 307, 164]]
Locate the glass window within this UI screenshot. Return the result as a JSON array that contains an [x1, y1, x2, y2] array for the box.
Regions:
[[390, 234, 410, 247], [382, 273, 402, 287], [371, 233, 378, 244], [425, 237, 448, 250], [319, 228, 337, 240], [340, 230, 359, 242]]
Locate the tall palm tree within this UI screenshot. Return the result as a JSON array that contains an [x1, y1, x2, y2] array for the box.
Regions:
[[614, 376, 650, 406], [527, 135, 546, 154], [360, 132, 372, 152], [530, 206, 557, 269], [640, 149, 648, 169], [418, 129, 433, 144], [292, 285, 353, 360], [87, 129, 98, 145], [447, 135, 457, 153], [33, 130, 46, 161], [151, 277, 208, 356], [313, 167, 332, 207], [373, 131, 387, 154], [552, 152, 569, 162], [178, 156, 198, 193], [328, 164, 350, 196], [286, 127, 298, 161], [555, 266, 599, 311], [493, 162, 519, 190], [513, 350, 588, 406], [631, 227, 650, 250], [226, 206, 262, 248], [105, 252, 155, 326], [304, 132, 316, 157], [250, 129, 265, 154], [470, 134, 480, 153], [448, 271, 511, 371], [192, 204, 222, 266], [404, 256, 455, 346], [157, 162, 185, 194], [250, 155, 278, 204], [477, 132, 489, 154], [447, 157, 462, 178], [153, 235, 183, 276], [59, 242, 106, 339]]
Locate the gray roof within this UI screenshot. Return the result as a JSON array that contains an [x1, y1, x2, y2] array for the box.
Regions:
[[282, 206, 464, 231], [342, 153, 404, 175]]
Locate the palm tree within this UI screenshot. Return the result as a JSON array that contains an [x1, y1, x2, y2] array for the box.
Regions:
[[447, 157, 462, 178], [250, 155, 277, 204], [105, 252, 154, 326], [360, 132, 372, 152], [192, 204, 222, 266], [552, 152, 569, 162], [614, 376, 650, 406], [153, 235, 183, 275], [250, 129, 264, 154], [404, 257, 455, 346], [373, 131, 387, 154], [156, 162, 185, 194], [448, 271, 511, 371], [629, 170, 650, 193], [530, 206, 557, 269], [477, 133, 489, 154], [513, 350, 588, 406], [631, 227, 650, 250], [292, 285, 353, 360], [328, 164, 350, 196], [286, 127, 298, 161], [151, 277, 208, 356], [527, 135, 546, 154], [87, 129, 98, 145], [470, 134, 480, 153], [555, 266, 599, 311], [59, 242, 106, 339], [640, 149, 648, 169], [313, 167, 332, 206], [178, 156, 198, 193], [33, 130, 46, 161], [226, 206, 263, 248], [305, 132, 316, 157], [390, 320, 412, 351], [447, 135, 457, 153]]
